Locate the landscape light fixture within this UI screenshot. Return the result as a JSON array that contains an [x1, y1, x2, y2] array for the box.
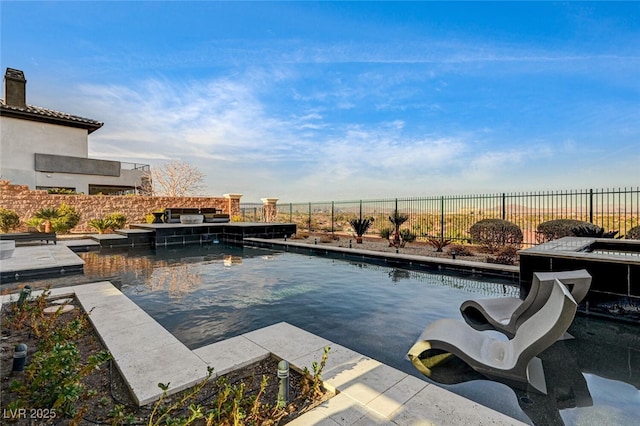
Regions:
[[277, 360, 290, 407], [12, 343, 27, 373]]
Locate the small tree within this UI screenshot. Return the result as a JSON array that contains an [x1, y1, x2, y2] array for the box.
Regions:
[[349, 217, 374, 243], [389, 210, 409, 248], [0, 208, 20, 233], [145, 160, 205, 197], [34, 207, 60, 233]]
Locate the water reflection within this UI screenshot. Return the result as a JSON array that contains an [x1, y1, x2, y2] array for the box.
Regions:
[[147, 265, 203, 299], [379, 265, 520, 297], [223, 255, 243, 266]]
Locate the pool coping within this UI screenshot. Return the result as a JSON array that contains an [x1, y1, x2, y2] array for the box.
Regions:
[[244, 237, 520, 280], [1, 282, 525, 425]]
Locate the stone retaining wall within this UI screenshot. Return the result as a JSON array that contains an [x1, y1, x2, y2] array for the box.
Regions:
[[0, 180, 241, 233]]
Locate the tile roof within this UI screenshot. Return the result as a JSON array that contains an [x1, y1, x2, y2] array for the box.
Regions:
[[0, 100, 104, 133]]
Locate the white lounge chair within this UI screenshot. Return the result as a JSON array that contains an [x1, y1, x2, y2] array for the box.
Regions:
[[459, 269, 591, 339], [407, 279, 577, 394]]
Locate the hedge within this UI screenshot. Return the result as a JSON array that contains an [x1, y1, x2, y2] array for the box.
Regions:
[[469, 219, 523, 252]]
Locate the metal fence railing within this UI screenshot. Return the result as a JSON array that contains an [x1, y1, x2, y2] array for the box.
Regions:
[[239, 203, 265, 222], [242, 187, 639, 247]]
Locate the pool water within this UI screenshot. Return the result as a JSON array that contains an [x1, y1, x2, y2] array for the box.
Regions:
[[21, 245, 640, 425]]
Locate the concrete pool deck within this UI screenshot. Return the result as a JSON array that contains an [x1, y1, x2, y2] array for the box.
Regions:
[[0, 243, 86, 282], [1, 281, 524, 425]]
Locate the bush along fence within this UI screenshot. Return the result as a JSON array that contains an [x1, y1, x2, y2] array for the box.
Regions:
[[241, 187, 639, 247]]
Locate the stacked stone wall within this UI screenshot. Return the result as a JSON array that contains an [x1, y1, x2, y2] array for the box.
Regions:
[[0, 180, 237, 233]]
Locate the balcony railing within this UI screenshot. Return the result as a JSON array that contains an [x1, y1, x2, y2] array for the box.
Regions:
[[120, 162, 150, 171]]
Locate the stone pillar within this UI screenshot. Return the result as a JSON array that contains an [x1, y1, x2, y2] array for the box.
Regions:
[[261, 198, 279, 223], [224, 193, 243, 218]]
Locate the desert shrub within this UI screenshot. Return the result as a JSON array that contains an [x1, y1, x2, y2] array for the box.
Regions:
[[469, 219, 523, 252], [625, 226, 640, 240], [536, 219, 595, 243], [88, 218, 115, 234], [349, 217, 374, 239], [318, 234, 335, 243], [487, 245, 519, 265], [447, 244, 474, 256], [572, 224, 618, 238], [399, 229, 416, 247], [427, 238, 451, 252], [34, 207, 60, 221], [379, 227, 393, 240], [105, 213, 127, 230], [25, 217, 44, 231], [0, 208, 20, 233], [52, 203, 81, 234]]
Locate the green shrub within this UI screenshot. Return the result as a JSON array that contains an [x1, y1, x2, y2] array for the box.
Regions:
[[625, 226, 640, 240], [25, 217, 44, 231], [0, 208, 20, 233], [34, 207, 60, 220], [47, 188, 78, 195], [536, 219, 595, 243], [105, 212, 127, 229], [52, 203, 81, 234], [379, 227, 392, 240], [399, 229, 416, 247], [469, 219, 523, 252], [88, 218, 115, 234]]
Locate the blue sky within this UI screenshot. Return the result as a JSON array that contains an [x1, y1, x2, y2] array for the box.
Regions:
[[1, 1, 639, 202]]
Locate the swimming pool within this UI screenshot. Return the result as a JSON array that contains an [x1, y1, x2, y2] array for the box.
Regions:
[[23, 244, 640, 425]]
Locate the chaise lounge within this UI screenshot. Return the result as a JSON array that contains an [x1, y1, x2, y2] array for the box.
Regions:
[[407, 279, 577, 394], [459, 269, 591, 339]]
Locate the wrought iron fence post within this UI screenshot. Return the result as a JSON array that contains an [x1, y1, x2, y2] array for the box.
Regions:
[[502, 193, 506, 220], [440, 196, 445, 241], [331, 201, 335, 235], [589, 188, 594, 223]]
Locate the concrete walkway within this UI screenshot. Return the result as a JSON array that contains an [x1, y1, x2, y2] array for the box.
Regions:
[[1, 282, 525, 425]]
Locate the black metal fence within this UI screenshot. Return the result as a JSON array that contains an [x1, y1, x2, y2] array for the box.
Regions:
[[241, 187, 639, 247]]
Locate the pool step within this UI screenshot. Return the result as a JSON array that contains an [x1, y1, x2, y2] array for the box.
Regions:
[[89, 229, 154, 249]]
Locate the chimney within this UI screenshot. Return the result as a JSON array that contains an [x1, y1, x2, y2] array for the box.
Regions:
[[4, 68, 27, 108]]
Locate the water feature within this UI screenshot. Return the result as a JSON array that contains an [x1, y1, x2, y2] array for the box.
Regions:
[[15, 244, 640, 425]]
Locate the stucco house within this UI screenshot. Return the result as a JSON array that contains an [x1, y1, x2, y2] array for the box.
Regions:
[[0, 67, 149, 195]]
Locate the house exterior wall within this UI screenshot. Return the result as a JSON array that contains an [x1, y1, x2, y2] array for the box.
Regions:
[[0, 116, 145, 193]]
